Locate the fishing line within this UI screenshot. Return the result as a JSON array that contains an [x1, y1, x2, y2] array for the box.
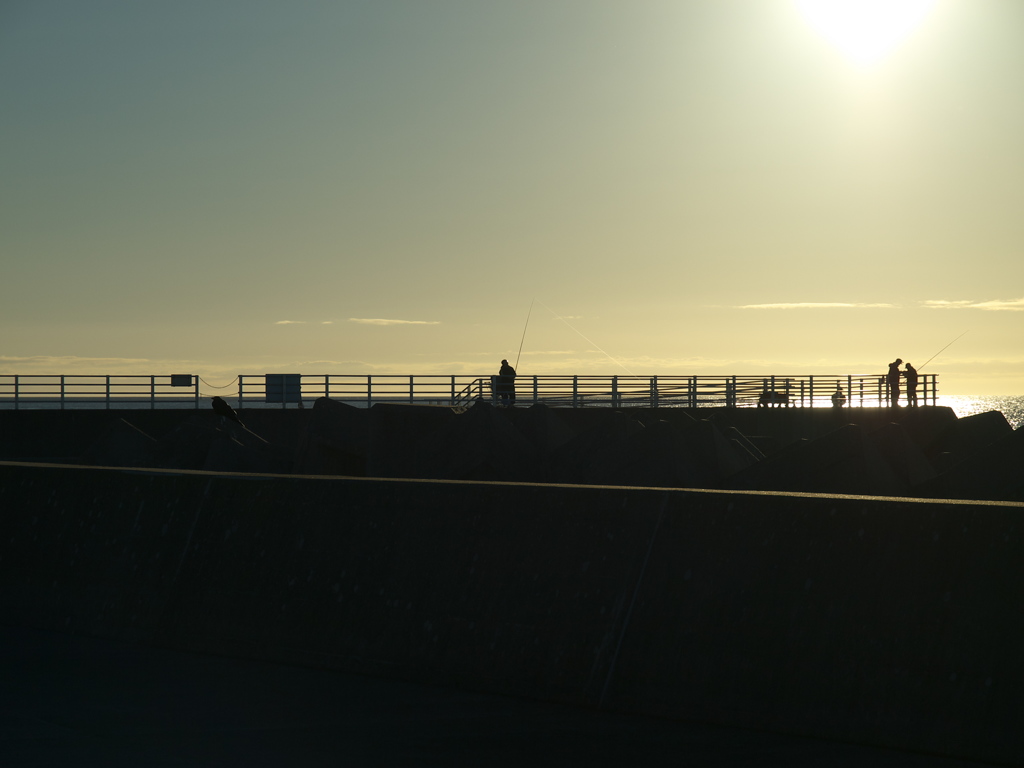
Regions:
[[534, 298, 641, 379], [515, 299, 534, 370], [918, 330, 969, 371], [199, 376, 239, 389]]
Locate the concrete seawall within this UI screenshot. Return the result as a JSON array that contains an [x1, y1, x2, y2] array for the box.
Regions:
[[1, 461, 1021, 763], [0, 404, 962, 464]]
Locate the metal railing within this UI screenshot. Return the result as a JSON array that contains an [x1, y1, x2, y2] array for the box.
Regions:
[[457, 374, 937, 409], [0, 373, 938, 410], [0, 374, 201, 410], [238, 374, 479, 408]]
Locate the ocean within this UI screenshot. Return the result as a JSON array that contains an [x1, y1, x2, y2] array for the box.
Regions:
[[937, 395, 1024, 430]]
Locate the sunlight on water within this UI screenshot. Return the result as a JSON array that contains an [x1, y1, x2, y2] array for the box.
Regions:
[[938, 396, 1024, 430]]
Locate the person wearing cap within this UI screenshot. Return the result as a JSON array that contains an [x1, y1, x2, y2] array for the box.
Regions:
[[497, 359, 516, 407], [886, 358, 903, 407]]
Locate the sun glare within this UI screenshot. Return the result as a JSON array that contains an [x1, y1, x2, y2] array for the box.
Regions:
[[794, 0, 938, 67]]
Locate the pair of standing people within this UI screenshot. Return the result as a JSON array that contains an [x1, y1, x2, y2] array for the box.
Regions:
[[887, 358, 919, 407]]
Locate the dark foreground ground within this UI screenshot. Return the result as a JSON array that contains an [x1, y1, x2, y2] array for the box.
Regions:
[[0, 626, 992, 768]]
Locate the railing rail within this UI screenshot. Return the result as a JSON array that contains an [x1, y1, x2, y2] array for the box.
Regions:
[[0, 374, 201, 410], [0, 373, 938, 410]]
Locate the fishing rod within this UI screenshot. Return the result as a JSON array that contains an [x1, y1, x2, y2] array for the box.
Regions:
[[535, 298, 641, 379], [515, 299, 534, 370], [918, 329, 969, 371]]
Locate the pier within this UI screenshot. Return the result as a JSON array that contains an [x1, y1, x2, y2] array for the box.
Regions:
[[2, 391, 1020, 765]]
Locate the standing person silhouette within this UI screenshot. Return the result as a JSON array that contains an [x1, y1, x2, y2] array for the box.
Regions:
[[904, 362, 919, 407], [497, 359, 516, 407], [887, 358, 903, 407]]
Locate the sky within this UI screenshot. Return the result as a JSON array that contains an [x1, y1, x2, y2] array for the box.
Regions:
[[1, 0, 1022, 395]]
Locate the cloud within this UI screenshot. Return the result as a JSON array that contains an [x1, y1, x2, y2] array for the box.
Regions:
[[423, 350, 578, 360], [737, 302, 898, 309], [0, 355, 154, 370], [348, 318, 440, 326], [252, 359, 385, 373], [0, 355, 203, 376], [922, 298, 1024, 311], [274, 320, 306, 325]]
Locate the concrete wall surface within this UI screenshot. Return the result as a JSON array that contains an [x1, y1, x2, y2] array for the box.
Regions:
[[0, 461, 1021, 764]]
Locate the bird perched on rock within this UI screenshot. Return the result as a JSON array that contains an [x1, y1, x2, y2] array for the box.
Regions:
[[211, 396, 244, 427]]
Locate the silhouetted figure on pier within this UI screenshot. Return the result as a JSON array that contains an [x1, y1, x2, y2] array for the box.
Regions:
[[904, 362, 919, 406], [758, 391, 789, 408], [887, 358, 903, 407], [497, 360, 516, 407], [831, 384, 847, 408], [211, 396, 244, 427]]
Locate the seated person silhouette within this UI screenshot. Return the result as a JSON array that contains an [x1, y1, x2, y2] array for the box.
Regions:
[[831, 385, 847, 407]]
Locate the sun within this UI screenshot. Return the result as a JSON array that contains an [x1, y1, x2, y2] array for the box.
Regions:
[[794, 0, 938, 67]]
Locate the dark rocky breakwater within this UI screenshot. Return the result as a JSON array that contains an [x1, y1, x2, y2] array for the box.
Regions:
[[2, 401, 1023, 764], [2, 399, 1021, 501]]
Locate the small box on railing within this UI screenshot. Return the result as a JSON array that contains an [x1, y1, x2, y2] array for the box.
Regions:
[[170, 375, 193, 387], [266, 374, 302, 403]]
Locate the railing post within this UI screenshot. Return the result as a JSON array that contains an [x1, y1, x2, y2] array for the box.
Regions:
[[650, 376, 658, 408], [808, 376, 813, 408], [367, 376, 372, 408], [238, 376, 244, 409], [612, 376, 618, 408], [533, 376, 538, 404], [60, 376, 66, 410], [450, 376, 456, 406], [105, 376, 111, 410], [14, 375, 19, 411], [409, 375, 414, 404], [573, 376, 579, 408]]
